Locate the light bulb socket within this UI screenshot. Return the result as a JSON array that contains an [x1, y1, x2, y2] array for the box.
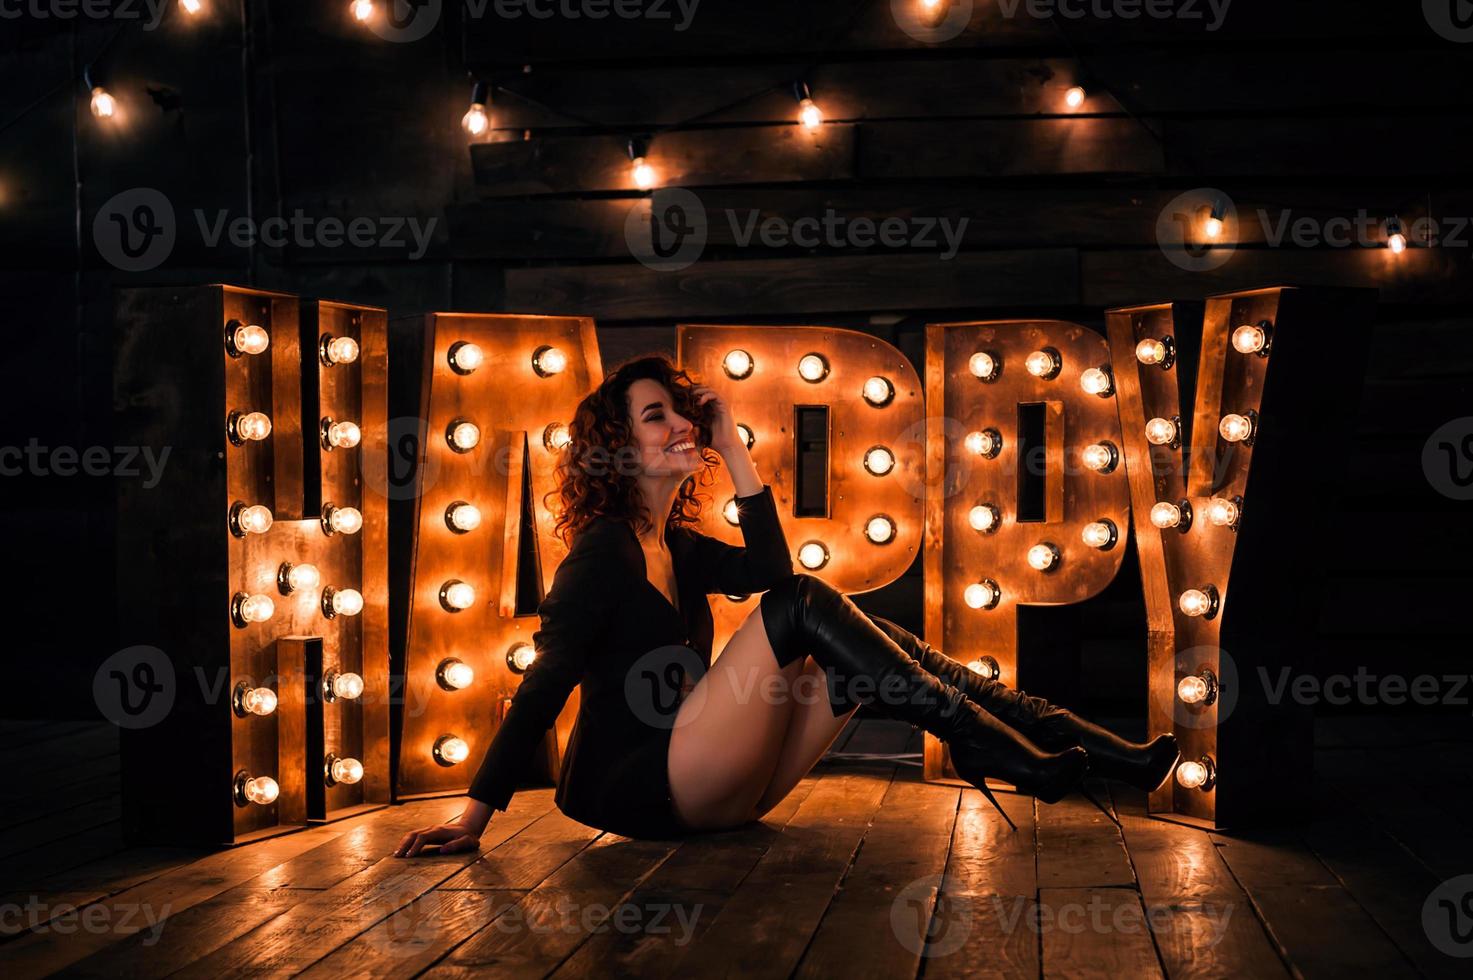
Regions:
[[432, 734, 464, 767], [970, 655, 1000, 680], [321, 586, 340, 620], [436, 657, 470, 691], [1214, 494, 1244, 532], [1086, 441, 1120, 474], [320, 503, 341, 536], [323, 753, 352, 787], [470, 80, 490, 105], [1184, 755, 1217, 791], [975, 428, 1003, 459], [1032, 347, 1062, 380], [223, 319, 252, 358], [626, 135, 650, 162], [866, 514, 896, 544], [447, 340, 479, 374], [530, 345, 561, 379], [1190, 584, 1221, 620], [1085, 519, 1119, 550], [445, 500, 476, 534], [506, 644, 535, 673], [862, 445, 896, 475], [1030, 542, 1062, 572], [1181, 667, 1219, 707], [798, 353, 830, 383], [232, 769, 255, 807], [863, 377, 895, 408], [791, 80, 813, 103], [227, 500, 251, 538], [232, 680, 266, 717], [1224, 408, 1259, 447], [1209, 198, 1226, 221], [440, 579, 470, 612], [797, 541, 830, 570], [1158, 415, 1183, 450], [445, 417, 478, 453], [277, 561, 304, 595], [974, 578, 1001, 610], [1172, 498, 1194, 533], [226, 410, 250, 447], [319, 416, 339, 452], [1243, 320, 1274, 358], [230, 591, 254, 629], [1149, 335, 1177, 370]]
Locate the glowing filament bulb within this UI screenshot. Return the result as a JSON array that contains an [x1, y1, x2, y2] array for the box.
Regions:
[[1206, 496, 1240, 527], [434, 734, 470, 766], [798, 542, 829, 570], [1204, 214, 1223, 239], [231, 323, 269, 356], [437, 658, 475, 690], [964, 429, 1001, 458], [630, 157, 656, 190], [968, 351, 999, 381], [323, 504, 363, 535], [1081, 442, 1118, 473], [449, 420, 480, 452], [1145, 417, 1178, 446], [723, 498, 741, 525], [462, 102, 489, 137], [865, 515, 896, 544], [1387, 224, 1407, 253], [328, 671, 365, 700], [327, 587, 364, 617], [1064, 85, 1086, 109], [797, 353, 829, 382], [531, 345, 567, 377], [181, 0, 202, 12], [233, 411, 272, 442], [543, 422, 571, 452], [1082, 520, 1117, 549], [508, 643, 537, 672], [280, 562, 321, 594], [797, 98, 824, 130], [1135, 338, 1169, 365], [969, 504, 999, 533], [964, 579, 1001, 610], [862, 376, 894, 407], [735, 423, 754, 448], [446, 501, 481, 533], [441, 580, 476, 611], [90, 87, 116, 119], [1177, 671, 1218, 706], [1027, 543, 1060, 572], [1080, 367, 1113, 396], [723, 349, 754, 379], [322, 335, 360, 366], [1232, 324, 1268, 355], [235, 503, 273, 536], [864, 446, 895, 475], [448, 341, 484, 374], [325, 419, 361, 449], [237, 685, 277, 717], [351, 0, 374, 22], [1219, 413, 1254, 443], [1176, 758, 1214, 790], [236, 593, 275, 625], [1178, 586, 1217, 618], [967, 656, 999, 681], [1150, 502, 1183, 529], [1025, 348, 1061, 379], [242, 774, 279, 805], [329, 756, 364, 785]]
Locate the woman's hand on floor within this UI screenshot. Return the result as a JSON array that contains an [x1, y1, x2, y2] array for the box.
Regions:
[[393, 820, 482, 857]]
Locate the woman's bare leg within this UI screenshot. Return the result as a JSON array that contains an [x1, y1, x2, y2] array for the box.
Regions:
[[748, 656, 860, 820]]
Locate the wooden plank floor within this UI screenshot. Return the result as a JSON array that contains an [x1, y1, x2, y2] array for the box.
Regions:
[[1, 714, 1467, 978]]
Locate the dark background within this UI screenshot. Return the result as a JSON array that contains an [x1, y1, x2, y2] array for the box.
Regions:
[[2, 0, 1469, 720]]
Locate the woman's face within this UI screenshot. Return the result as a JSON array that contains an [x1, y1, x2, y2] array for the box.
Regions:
[[625, 378, 701, 478]]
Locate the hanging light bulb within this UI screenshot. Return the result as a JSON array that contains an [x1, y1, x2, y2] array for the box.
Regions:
[[865, 515, 896, 544], [543, 422, 571, 452], [1385, 217, 1407, 254], [968, 351, 1000, 382], [448, 340, 484, 374], [1150, 499, 1192, 531], [434, 734, 470, 766], [228, 410, 272, 445], [507, 643, 537, 672], [321, 503, 364, 535], [1081, 519, 1118, 550], [723, 498, 741, 525], [437, 658, 475, 691], [228, 501, 273, 537], [862, 376, 895, 407], [350, 0, 374, 22], [797, 353, 830, 382], [1205, 495, 1241, 528], [322, 586, 364, 619], [234, 770, 279, 806], [1081, 441, 1119, 473], [90, 86, 116, 120], [1145, 416, 1180, 447], [1219, 411, 1256, 444], [798, 541, 830, 570], [969, 503, 1000, 533], [793, 81, 824, 130], [461, 82, 491, 138], [966, 656, 1000, 681], [320, 334, 360, 366], [735, 423, 755, 449], [277, 561, 321, 595], [964, 579, 1001, 610], [1025, 348, 1062, 379], [1232, 321, 1272, 356], [863, 445, 896, 475], [1175, 756, 1216, 790], [233, 682, 278, 717], [627, 137, 656, 190], [323, 670, 365, 701], [1027, 542, 1061, 572], [225, 321, 269, 357], [964, 428, 1002, 459], [325, 755, 364, 786], [1080, 366, 1114, 397], [1203, 198, 1227, 239], [1135, 336, 1175, 368], [723, 349, 754, 379], [445, 501, 482, 533], [1177, 668, 1219, 706], [1064, 85, 1086, 109], [181, 0, 202, 12], [231, 592, 275, 628], [322, 418, 362, 450], [447, 418, 481, 453], [531, 345, 567, 377], [440, 579, 476, 611], [1178, 585, 1220, 619]]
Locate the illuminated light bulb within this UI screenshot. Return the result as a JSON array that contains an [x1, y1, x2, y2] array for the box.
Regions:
[[1232, 322, 1271, 356], [531, 345, 567, 377], [448, 419, 481, 452], [865, 515, 896, 544], [797, 98, 823, 130], [543, 422, 571, 452], [350, 0, 374, 22], [181, 0, 202, 11], [797, 353, 830, 383], [630, 156, 656, 190], [327, 756, 364, 786], [969, 503, 1000, 533], [723, 349, 754, 380], [1027, 542, 1061, 572], [1149, 500, 1192, 531], [1206, 496, 1241, 528], [434, 734, 469, 766], [1080, 366, 1114, 397], [1082, 520, 1118, 550], [1081, 441, 1119, 473], [229, 410, 272, 444], [440, 579, 476, 611], [964, 429, 1002, 459], [1176, 756, 1216, 791], [448, 341, 484, 374], [1064, 85, 1086, 109], [1177, 668, 1219, 706], [1025, 348, 1062, 379], [323, 587, 364, 618], [1178, 585, 1220, 619], [229, 502, 273, 537], [964, 579, 1001, 610], [90, 87, 116, 119], [233, 682, 278, 717], [735, 423, 754, 449], [278, 561, 321, 595], [323, 419, 362, 450], [325, 670, 365, 701], [437, 658, 475, 691], [235, 772, 279, 807], [1219, 411, 1256, 444], [968, 351, 999, 382], [1386, 218, 1407, 254], [862, 376, 895, 407], [967, 656, 1000, 681], [232, 592, 275, 628], [1135, 337, 1174, 367], [322, 504, 363, 536], [321, 334, 360, 366], [797, 541, 830, 570], [723, 498, 741, 525], [461, 83, 490, 138], [445, 501, 482, 533], [1204, 214, 1223, 239], [1145, 416, 1179, 446], [227, 322, 269, 357], [507, 643, 537, 672], [863, 446, 896, 476]]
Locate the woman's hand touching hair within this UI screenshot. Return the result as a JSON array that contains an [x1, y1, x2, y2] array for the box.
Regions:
[[690, 383, 742, 455]]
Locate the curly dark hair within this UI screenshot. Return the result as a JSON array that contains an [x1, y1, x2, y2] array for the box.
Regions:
[[544, 354, 720, 547]]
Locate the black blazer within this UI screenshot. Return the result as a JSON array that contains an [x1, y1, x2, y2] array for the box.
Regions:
[[468, 483, 794, 834]]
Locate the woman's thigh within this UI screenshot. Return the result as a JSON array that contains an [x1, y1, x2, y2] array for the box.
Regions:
[[751, 658, 861, 820], [667, 602, 804, 829]]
